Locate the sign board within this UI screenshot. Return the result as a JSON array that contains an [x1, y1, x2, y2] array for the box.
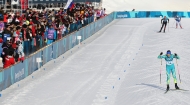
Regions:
[[77, 36, 81, 40], [36, 58, 42, 62]]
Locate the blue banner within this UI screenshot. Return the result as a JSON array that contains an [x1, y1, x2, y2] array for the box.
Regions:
[[2, 67, 12, 90], [53, 42, 58, 59], [13, 62, 25, 83], [115, 11, 190, 19], [42, 48, 47, 65], [63, 38, 66, 53], [47, 45, 53, 62], [57, 40, 63, 57], [80, 28, 85, 42], [66, 36, 70, 51]]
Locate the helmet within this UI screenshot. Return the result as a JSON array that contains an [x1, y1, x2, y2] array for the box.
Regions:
[[166, 50, 171, 54]]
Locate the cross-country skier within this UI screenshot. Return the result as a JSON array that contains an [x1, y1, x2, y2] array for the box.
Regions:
[[158, 50, 180, 91], [159, 16, 169, 33], [175, 15, 183, 29]]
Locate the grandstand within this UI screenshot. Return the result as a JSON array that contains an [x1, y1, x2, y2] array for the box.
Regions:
[[0, 0, 102, 12]]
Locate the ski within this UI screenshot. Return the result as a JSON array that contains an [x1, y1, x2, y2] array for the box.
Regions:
[[164, 89, 188, 94], [165, 89, 189, 94], [170, 89, 189, 91], [157, 31, 165, 33], [164, 90, 169, 94]]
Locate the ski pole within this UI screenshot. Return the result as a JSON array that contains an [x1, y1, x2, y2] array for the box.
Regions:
[[176, 59, 181, 83], [160, 59, 162, 84], [168, 22, 169, 32]]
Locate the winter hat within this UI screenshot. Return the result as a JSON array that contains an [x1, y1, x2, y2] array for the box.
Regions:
[[26, 20, 30, 25], [16, 26, 21, 30], [166, 50, 171, 54], [23, 24, 27, 28], [6, 24, 11, 28]]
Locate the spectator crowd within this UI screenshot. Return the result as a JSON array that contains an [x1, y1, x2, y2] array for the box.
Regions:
[[0, 3, 106, 69]]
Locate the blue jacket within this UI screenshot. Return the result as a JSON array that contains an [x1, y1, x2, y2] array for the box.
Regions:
[[158, 54, 180, 66]]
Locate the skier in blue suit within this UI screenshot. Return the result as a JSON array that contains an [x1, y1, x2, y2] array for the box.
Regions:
[[175, 15, 183, 29], [158, 50, 180, 91]]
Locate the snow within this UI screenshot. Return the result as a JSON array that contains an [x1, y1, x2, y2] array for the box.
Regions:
[[0, 18, 190, 105], [102, 0, 190, 13]]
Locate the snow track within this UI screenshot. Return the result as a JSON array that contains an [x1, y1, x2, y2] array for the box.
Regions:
[[1, 18, 190, 105]]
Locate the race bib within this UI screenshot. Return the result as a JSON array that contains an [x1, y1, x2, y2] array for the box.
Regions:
[[166, 61, 174, 65]]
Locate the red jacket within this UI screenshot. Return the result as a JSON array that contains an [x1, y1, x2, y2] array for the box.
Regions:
[[4, 14, 8, 23], [3, 56, 15, 69], [32, 26, 36, 37]]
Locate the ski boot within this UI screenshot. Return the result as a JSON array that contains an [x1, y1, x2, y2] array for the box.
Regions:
[[175, 83, 180, 89], [166, 84, 170, 91]]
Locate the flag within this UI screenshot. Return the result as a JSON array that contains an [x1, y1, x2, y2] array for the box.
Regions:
[[69, 2, 75, 11], [64, 0, 73, 9]]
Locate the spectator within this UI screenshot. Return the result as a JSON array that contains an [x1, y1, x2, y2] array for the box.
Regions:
[[3, 12, 8, 26], [1, 38, 14, 64], [45, 24, 57, 45], [2, 24, 13, 42], [0, 9, 4, 20], [96, 9, 101, 20], [16, 40, 25, 62], [13, 26, 21, 43], [3, 50, 15, 69], [36, 24, 42, 50], [0, 19, 4, 35], [103, 8, 106, 16], [0, 37, 3, 43], [7, 15, 13, 24], [58, 22, 64, 39], [21, 24, 32, 41]]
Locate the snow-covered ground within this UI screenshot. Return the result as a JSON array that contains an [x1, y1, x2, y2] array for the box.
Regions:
[[0, 18, 190, 105], [102, 0, 190, 13]]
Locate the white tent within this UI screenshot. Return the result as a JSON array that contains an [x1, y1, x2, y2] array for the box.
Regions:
[[102, 0, 190, 13]]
